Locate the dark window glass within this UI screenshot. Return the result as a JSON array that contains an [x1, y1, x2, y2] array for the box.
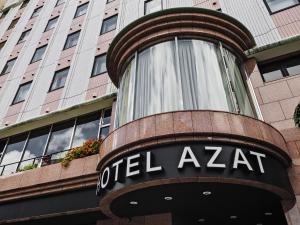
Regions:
[[49, 68, 69, 91], [74, 2, 89, 18], [31, 6, 42, 18], [72, 112, 100, 148], [12, 82, 32, 105], [19, 127, 50, 169], [8, 18, 19, 30], [20, 0, 30, 9], [46, 120, 74, 160], [1, 58, 17, 75], [0, 134, 27, 175], [144, 0, 162, 15], [265, 0, 300, 13], [45, 17, 58, 31], [56, 0, 65, 6], [63, 31, 80, 50], [30, 45, 47, 63], [0, 10, 9, 19], [259, 54, 300, 82], [0, 140, 7, 160], [91, 54, 107, 76], [100, 15, 118, 34], [18, 29, 31, 44], [107, 0, 115, 3], [0, 41, 6, 52], [100, 126, 109, 139]]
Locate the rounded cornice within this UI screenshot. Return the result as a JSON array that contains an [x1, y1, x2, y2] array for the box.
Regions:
[[107, 7, 256, 86]]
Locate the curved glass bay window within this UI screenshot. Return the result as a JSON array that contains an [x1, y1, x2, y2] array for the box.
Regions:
[[115, 38, 255, 127]]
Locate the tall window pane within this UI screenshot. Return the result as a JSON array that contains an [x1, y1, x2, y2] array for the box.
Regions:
[[49, 68, 69, 91], [0, 134, 27, 175], [8, 18, 19, 30], [91, 54, 107, 76], [1, 58, 17, 75], [19, 127, 50, 169], [74, 3, 89, 18], [64, 31, 80, 50], [18, 29, 31, 44], [12, 82, 32, 105], [72, 113, 100, 148], [0, 41, 6, 52], [20, 0, 30, 9], [265, 0, 299, 13], [100, 15, 118, 34], [56, 0, 65, 6], [145, 0, 162, 15], [31, 6, 42, 18], [30, 45, 47, 63], [45, 17, 58, 32], [46, 120, 74, 161]]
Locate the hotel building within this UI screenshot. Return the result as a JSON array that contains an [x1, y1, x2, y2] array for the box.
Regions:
[[0, 0, 300, 225]]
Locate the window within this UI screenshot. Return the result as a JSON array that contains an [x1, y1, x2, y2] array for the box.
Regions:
[[18, 29, 31, 44], [63, 31, 80, 50], [45, 17, 59, 32], [1, 58, 17, 75], [91, 54, 107, 77], [12, 82, 32, 105], [74, 2, 89, 18], [144, 0, 162, 15], [20, 0, 30, 9], [0, 108, 111, 175], [100, 15, 118, 35], [71, 112, 100, 148], [0, 10, 9, 19], [55, 0, 65, 6], [30, 45, 47, 63], [259, 54, 300, 82], [7, 18, 19, 30], [49, 68, 69, 91], [31, 6, 42, 18], [107, 0, 115, 3], [264, 0, 300, 13], [0, 134, 27, 175], [19, 127, 50, 169], [0, 41, 6, 52], [46, 120, 74, 161]]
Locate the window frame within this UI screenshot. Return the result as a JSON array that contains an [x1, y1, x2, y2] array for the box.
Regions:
[[100, 14, 118, 35], [263, 0, 300, 14], [63, 30, 81, 50], [44, 16, 59, 32], [30, 6, 43, 18], [144, 0, 163, 15], [91, 54, 107, 77], [74, 2, 89, 18], [55, 0, 65, 7], [49, 67, 70, 92], [1, 58, 17, 75], [11, 81, 32, 105], [7, 18, 20, 30], [30, 45, 47, 64], [17, 29, 31, 44]]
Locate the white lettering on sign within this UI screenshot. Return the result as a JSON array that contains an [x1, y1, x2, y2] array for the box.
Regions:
[[205, 146, 226, 168], [178, 146, 201, 169]]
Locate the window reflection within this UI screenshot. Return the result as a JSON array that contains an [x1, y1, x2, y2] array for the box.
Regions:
[[0, 134, 27, 175], [46, 120, 74, 157], [72, 113, 100, 148], [19, 127, 50, 169]]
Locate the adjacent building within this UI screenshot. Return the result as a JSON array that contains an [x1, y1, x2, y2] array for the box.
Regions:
[[0, 0, 299, 225]]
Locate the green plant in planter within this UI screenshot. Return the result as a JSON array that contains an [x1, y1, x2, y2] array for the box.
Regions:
[[17, 163, 38, 172], [61, 139, 103, 167], [294, 102, 300, 128]]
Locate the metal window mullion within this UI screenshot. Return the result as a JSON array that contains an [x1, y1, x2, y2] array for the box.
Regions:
[[39, 124, 53, 167], [97, 110, 104, 139], [68, 118, 78, 149], [16, 132, 31, 171], [0, 138, 10, 166], [219, 42, 239, 113]]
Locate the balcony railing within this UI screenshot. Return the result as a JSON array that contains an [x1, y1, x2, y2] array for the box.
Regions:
[[0, 149, 69, 176]]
